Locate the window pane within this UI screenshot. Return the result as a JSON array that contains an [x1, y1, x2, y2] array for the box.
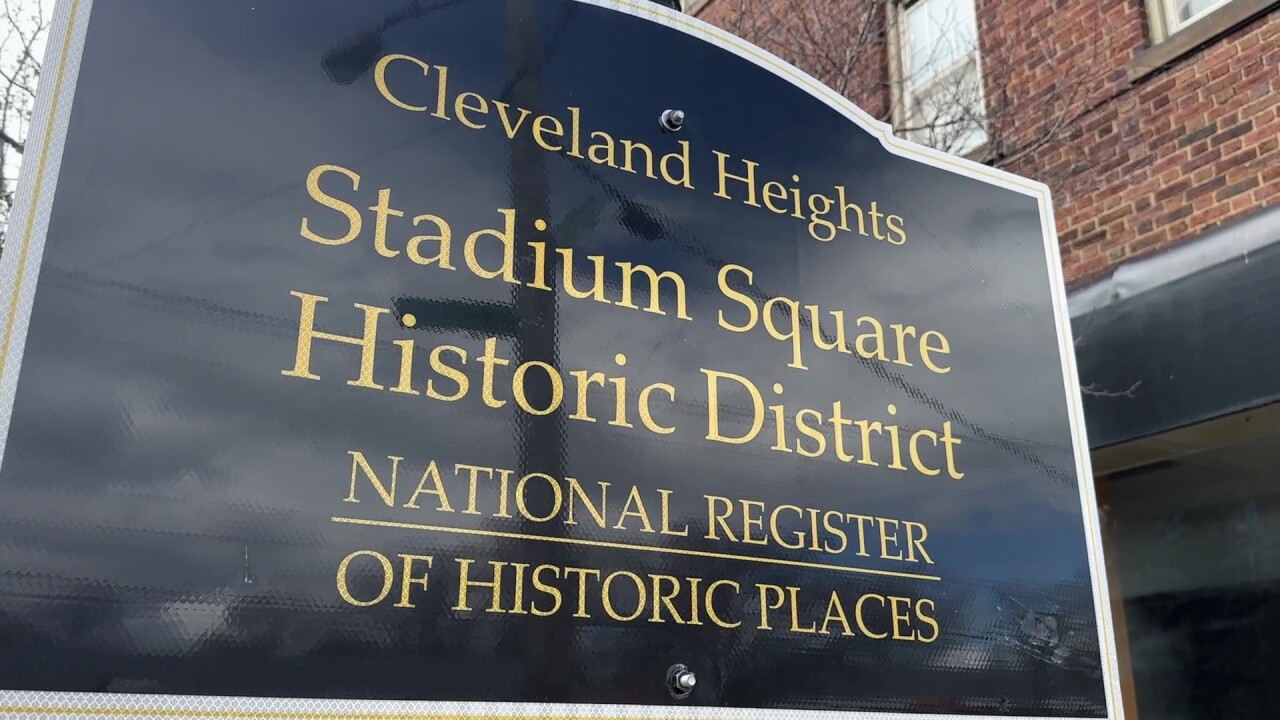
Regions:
[[906, 58, 987, 153], [906, 0, 979, 83], [1103, 426, 1280, 717], [1172, 0, 1230, 22]]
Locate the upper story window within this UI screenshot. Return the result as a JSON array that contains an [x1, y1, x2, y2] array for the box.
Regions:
[[1152, 0, 1235, 39], [897, 0, 988, 155]]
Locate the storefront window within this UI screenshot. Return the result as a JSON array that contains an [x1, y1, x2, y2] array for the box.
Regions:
[[1099, 422, 1280, 718]]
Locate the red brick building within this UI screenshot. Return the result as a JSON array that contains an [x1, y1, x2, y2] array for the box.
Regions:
[[694, 0, 1276, 287], [692, 1, 1279, 717]]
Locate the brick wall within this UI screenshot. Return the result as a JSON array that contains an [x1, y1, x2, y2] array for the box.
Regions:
[[696, 0, 1279, 287], [997, 4, 1278, 284]]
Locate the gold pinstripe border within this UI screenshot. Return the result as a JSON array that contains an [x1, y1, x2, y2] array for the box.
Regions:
[[0, 710, 774, 720], [0, 706, 1104, 720], [0, 0, 81, 388], [0, 0, 1120, 717]]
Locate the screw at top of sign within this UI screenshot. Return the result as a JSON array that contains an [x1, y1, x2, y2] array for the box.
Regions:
[[660, 109, 685, 133], [676, 671, 696, 689]]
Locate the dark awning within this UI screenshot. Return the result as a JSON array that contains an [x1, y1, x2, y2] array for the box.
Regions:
[[1070, 204, 1280, 449]]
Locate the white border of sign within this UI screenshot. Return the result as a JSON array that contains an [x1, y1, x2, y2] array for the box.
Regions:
[[0, 0, 1123, 718]]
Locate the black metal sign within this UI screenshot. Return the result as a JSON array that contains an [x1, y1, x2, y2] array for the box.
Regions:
[[0, 0, 1119, 717]]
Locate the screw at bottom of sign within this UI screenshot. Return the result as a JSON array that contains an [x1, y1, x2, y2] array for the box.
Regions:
[[666, 663, 696, 699]]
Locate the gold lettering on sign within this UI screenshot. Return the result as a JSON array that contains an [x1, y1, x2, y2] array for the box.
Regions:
[[277, 47, 1011, 658]]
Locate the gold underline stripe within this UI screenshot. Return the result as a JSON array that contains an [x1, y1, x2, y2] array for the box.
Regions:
[[331, 516, 942, 582]]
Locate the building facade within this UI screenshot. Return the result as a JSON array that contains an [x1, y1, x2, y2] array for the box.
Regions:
[[692, 0, 1280, 717]]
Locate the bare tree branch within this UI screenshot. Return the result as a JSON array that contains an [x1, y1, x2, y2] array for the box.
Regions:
[[0, 0, 48, 228], [711, 0, 1119, 173], [1081, 381, 1143, 399], [0, 126, 21, 153]]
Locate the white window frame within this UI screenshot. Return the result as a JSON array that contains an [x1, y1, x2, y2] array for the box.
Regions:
[[892, 0, 989, 156], [1148, 0, 1235, 41]]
